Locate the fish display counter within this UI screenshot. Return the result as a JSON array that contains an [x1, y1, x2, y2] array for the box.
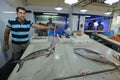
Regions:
[[85, 30, 105, 33], [95, 34, 120, 51], [8, 35, 120, 80]]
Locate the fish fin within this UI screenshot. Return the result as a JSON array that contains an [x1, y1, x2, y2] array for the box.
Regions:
[[11, 60, 24, 72]]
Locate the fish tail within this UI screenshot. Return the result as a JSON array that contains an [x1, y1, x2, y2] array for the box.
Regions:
[[11, 60, 24, 72]]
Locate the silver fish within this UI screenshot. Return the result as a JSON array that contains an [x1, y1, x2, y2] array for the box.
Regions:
[[12, 44, 55, 72], [74, 48, 117, 66]]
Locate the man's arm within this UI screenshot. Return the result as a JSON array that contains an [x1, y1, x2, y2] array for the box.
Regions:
[[32, 23, 55, 30], [4, 27, 10, 51]]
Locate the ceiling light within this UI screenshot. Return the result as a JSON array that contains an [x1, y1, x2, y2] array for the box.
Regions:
[[2, 11, 16, 14], [80, 8, 87, 13], [104, 10, 112, 15], [104, 0, 119, 5], [105, 11, 112, 15], [43, 13, 58, 15], [85, 15, 91, 17], [64, 0, 78, 5], [55, 5, 63, 11]]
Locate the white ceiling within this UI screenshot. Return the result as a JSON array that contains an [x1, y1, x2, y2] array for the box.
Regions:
[[6, 0, 120, 13]]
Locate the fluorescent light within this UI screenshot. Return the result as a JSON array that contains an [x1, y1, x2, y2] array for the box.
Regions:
[[64, 0, 78, 5], [85, 15, 91, 17], [2, 11, 16, 13], [105, 12, 112, 15], [80, 9, 87, 13], [55, 7, 63, 11], [104, 9, 112, 15], [43, 13, 58, 15], [104, 11, 112, 15], [55, 5, 63, 11], [104, 0, 119, 5]]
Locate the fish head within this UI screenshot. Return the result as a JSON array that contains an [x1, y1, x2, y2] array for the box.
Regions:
[[74, 48, 87, 54], [74, 48, 81, 53]]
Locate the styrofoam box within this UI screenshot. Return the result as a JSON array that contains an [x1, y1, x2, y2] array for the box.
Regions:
[[71, 34, 91, 43], [30, 36, 48, 43]]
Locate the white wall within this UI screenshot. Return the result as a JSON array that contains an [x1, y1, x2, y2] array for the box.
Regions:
[[79, 16, 85, 34], [0, 0, 15, 53], [0, 0, 16, 66], [111, 12, 120, 34], [72, 15, 78, 31]]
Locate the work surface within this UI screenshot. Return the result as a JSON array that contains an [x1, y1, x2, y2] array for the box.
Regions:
[[8, 35, 120, 80], [96, 34, 120, 45]]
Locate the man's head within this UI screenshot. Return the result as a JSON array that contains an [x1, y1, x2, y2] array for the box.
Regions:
[[98, 22, 101, 24], [49, 18, 53, 23], [92, 20, 96, 23], [16, 7, 26, 22]]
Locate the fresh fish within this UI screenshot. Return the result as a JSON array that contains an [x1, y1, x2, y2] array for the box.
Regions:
[[74, 48, 117, 66], [13, 29, 57, 72], [12, 43, 55, 72]]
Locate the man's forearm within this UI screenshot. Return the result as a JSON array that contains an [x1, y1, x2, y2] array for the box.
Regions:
[[4, 28, 10, 45], [4, 34, 9, 45], [40, 24, 51, 30], [32, 23, 53, 30]]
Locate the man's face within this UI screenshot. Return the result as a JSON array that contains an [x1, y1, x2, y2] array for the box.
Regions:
[[17, 9, 26, 21], [49, 18, 52, 23]]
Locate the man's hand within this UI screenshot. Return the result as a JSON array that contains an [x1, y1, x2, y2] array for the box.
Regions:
[[49, 26, 58, 30]]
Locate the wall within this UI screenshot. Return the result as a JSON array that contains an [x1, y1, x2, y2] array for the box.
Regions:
[[0, 0, 15, 67], [111, 12, 120, 34], [72, 15, 78, 31], [79, 16, 85, 34]]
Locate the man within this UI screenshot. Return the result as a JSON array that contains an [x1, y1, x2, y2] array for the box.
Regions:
[[88, 20, 96, 30], [46, 18, 56, 36], [96, 22, 104, 30], [3, 7, 56, 60]]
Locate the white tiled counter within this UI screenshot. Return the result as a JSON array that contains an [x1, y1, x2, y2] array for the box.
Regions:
[[8, 35, 120, 80]]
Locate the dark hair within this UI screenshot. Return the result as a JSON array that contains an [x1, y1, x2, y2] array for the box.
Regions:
[[98, 22, 101, 24], [16, 7, 26, 13], [93, 20, 96, 22], [49, 18, 52, 20]]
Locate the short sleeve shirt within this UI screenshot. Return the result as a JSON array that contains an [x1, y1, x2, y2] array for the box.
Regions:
[[7, 17, 33, 44]]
